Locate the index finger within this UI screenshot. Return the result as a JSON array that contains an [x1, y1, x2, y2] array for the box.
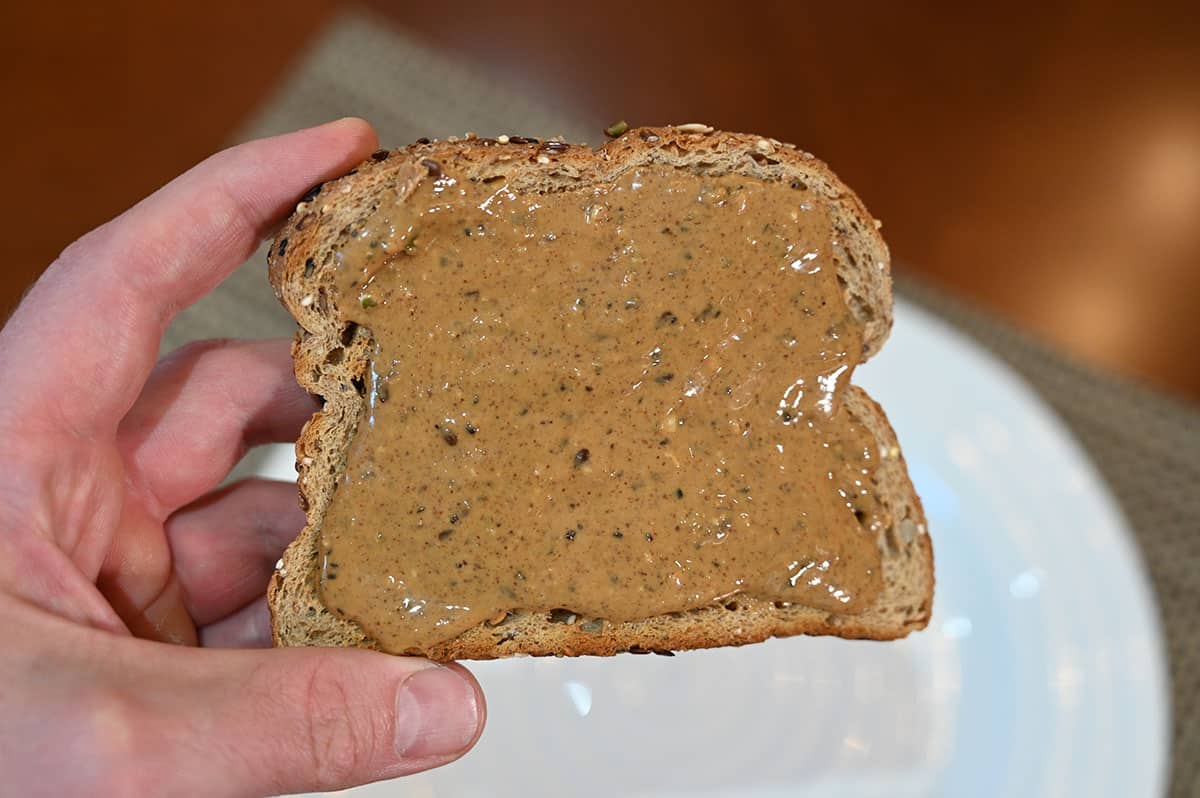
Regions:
[[0, 118, 378, 438]]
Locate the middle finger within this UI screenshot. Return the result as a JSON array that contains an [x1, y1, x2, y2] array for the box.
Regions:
[[119, 338, 316, 514]]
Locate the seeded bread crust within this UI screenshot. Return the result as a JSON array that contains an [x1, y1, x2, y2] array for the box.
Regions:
[[266, 126, 932, 659]]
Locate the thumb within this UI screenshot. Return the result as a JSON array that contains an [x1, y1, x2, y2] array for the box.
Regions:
[[149, 645, 485, 796]]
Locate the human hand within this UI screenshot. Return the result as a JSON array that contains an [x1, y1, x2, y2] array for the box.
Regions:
[[0, 119, 484, 797]]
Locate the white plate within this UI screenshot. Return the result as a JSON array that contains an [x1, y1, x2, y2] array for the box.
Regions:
[[252, 299, 1169, 797]]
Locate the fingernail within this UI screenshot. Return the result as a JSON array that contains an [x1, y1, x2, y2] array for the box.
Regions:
[[394, 666, 480, 758]]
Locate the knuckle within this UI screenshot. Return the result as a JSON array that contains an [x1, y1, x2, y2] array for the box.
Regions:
[[80, 689, 158, 797], [297, 658, 376, 788], [192, 169, 258, 249], [54, 226, 104, 268]]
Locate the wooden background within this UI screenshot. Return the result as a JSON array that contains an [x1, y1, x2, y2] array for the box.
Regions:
[[3, 1, 1198, 401]]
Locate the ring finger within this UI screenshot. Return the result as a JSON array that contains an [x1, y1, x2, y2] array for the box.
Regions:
[[167, 478, 305, 626]]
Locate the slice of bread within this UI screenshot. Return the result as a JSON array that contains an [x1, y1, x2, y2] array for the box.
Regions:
[[266, 126, 932, 659]]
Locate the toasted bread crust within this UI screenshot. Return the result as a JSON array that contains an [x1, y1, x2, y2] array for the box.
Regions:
[[266, 126, 931, 659]]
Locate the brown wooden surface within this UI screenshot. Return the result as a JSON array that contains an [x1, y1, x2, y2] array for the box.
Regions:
[[0, 0, 336, 306], [3, 1, 1199, 402]]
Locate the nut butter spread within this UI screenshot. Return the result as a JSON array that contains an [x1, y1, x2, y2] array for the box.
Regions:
[[320, 164, 886, 653]]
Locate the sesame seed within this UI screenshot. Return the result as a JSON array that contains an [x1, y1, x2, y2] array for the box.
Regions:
[[295, 201, 309, 213], [299, 294, 315, 307], [755, 139, 773, 154], [676, 123, 714, 134], [498, 134, 510, 144], [536, 154, 551, 164], [301, 456, 314, 466]]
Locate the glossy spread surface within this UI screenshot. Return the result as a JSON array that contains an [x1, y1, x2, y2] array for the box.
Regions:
[[320, 164, 885, 652]]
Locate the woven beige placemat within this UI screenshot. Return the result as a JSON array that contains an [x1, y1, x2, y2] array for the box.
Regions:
[[165, 11, 1199, 795]]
